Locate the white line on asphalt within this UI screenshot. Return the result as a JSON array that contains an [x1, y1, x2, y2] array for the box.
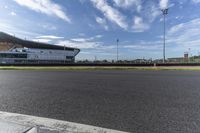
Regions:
[[0, 111, 129, 133]]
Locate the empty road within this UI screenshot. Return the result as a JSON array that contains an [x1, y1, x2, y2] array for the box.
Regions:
[[0, 70, 200, 133]]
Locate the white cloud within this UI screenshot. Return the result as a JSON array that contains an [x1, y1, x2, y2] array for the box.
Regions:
[[0, 21, 40, 38], [10, 11, 17, 16], [70, 38, 92, 42], [56, 34, 104, 49], [36, 35, 64, 39], [148, 5, 160, 23], [175, 16, 183, 20], [113, 0, 142, 12], [160, 0, 169, 9], [70, 35, 102, 42], [90, 0, 162, 32], [192, 0, 200, 3], [167, 18, 200, 48], [131, 1, 160, 33], [119, 18, 200, 56], [40, 23, 57, 30], [132, 16, 149, 32], [123, 44, 161, 50], [91, 0, 128, 30], [123, 40, 162, 51], [32, 38, 52, 43], [95, 16, 109, 30], [13, 0, 71, 22], [33, 35, 64, 43], [57, 40, 100, 49], [95, 35, 103, 38], [168, 24, 184, 34]]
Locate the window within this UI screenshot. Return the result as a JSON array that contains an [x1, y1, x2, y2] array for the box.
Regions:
[[66, 56, 73, 59], [0, 53, 27, 58]]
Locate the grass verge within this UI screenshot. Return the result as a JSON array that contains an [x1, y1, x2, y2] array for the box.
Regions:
[[0, 66, 200, 71]]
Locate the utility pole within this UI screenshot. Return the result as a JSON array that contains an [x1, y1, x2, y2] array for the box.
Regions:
[[188, 48, 191, 63], [161, 8, 168, 63], [64, 45, 66, 64], [116, 39, 119, 62], [94, 56, 97, 62]]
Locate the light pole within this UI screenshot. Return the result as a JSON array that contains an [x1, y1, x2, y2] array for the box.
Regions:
[[116, 39, 119, 62], [94, 56, 97, 62], [188, 48, 191, 63], [161, 8, 168, 63], [64, 45, 66, 64]]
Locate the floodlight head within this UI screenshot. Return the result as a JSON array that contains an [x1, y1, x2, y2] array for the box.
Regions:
[[161, 8, 168, 15]]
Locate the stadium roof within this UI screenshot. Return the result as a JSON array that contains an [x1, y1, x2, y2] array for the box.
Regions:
[[0, 32, 80, 51]]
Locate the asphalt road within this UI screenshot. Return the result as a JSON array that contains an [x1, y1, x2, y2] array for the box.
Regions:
[[0, 70, 200, 133]]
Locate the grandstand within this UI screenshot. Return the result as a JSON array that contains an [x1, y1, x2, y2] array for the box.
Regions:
[[0, 32, 80, 64]]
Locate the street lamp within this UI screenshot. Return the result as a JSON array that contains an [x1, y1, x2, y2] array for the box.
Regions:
[[64, 45, 66, 64], [116, 39, 119, 62], [188, 48, 191, 63], [161, 8, 168, 63]]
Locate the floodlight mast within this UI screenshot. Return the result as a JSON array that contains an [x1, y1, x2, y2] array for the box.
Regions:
[[161, 8, 168, 63], [117, 39, 119, 62]]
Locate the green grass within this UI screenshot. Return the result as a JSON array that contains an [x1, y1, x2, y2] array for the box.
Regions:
[[0, 66, 200, 71]]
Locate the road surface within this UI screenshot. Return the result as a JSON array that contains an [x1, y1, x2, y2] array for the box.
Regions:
[[0, 70, 200, 133]]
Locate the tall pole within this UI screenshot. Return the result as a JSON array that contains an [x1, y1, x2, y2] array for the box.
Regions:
[[163, 12, 166, 63], [162, 9, 168, 63], [188, 48, 191, 63], [94, 56, 97, 62], [117, 39, 119, 62], [64, 45, 66, 64]]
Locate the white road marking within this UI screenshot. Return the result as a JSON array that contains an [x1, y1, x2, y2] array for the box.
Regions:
[[0, 111, 129, 133]]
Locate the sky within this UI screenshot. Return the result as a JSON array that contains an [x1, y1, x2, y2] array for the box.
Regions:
[[0, 0, 200, 60]]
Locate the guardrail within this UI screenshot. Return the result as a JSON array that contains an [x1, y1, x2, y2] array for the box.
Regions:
[[1, 63, 200, 66]]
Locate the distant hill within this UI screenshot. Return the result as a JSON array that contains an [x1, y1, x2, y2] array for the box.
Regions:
[[0, 32, 79, 51]]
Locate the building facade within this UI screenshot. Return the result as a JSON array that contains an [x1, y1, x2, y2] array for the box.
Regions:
[[0, 32, 80, 64]]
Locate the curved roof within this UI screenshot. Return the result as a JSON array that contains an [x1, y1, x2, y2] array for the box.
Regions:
[[0, 32, 80, 51]]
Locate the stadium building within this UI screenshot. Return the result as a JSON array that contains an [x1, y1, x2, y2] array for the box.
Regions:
[[0, 32, 80, 64]]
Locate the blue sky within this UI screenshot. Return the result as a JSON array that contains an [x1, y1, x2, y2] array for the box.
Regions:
[[0, 0, 200, 60]]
